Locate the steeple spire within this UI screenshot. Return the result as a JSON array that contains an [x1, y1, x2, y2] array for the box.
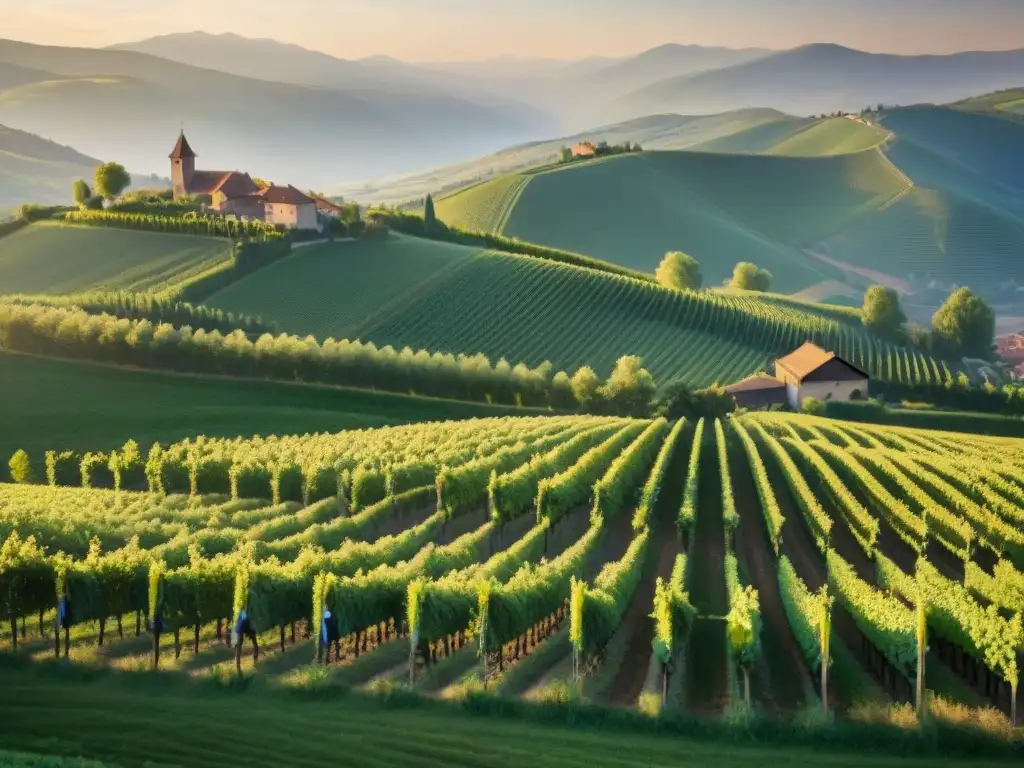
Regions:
[[169, 130, 196, 160]]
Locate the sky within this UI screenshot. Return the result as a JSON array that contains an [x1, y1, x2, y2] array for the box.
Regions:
[[3, 0, 1023, 60]]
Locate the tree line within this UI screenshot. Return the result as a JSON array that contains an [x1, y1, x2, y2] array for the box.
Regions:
[[0, 303, 660, 416]]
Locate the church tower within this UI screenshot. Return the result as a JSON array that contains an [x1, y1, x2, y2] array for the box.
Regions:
[[169, 131, 196, 198]]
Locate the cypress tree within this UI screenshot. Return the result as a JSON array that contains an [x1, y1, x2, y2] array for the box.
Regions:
[[424, 194, 437, 234]]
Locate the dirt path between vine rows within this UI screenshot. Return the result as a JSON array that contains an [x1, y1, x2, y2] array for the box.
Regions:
[[729, 441, 810, 715], [605, 437, 689, 706], [683, 432, 730, 717]]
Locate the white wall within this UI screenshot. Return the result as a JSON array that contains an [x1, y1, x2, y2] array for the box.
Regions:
[[796, 379, 868, 409]]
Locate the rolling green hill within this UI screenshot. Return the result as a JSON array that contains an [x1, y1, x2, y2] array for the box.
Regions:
[[0, 123, 99, 212], [204, 234, 949, 389], [768, 117, 890, 156], [436, 148, 909, 292], [0, 223, 232, 295]]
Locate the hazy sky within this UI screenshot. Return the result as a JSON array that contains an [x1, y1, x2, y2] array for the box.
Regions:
[[4, 0, 1023, 60]]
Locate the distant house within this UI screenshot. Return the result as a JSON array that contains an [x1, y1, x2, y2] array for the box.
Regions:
[[571, 141, 597, 158], [724, 374, 789, 409], [313, 197, 345, 218], [254, 185, 319, 231], [168, 131, 319, 230], [774, 342, 869, 409]]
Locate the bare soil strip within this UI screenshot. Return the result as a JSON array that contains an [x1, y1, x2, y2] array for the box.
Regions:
[[729, 443, 811, 714], [683, 435, 730, 717]]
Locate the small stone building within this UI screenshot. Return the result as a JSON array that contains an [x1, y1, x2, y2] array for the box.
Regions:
[[723, 374, 789, 409], [774, 342, 869, 410], [571, 141, 597, 157]]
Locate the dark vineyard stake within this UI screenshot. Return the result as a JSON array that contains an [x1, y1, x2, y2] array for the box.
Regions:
[[117, 615, 124, 640], [135, 611, 141, 637], [194, 624, 200, 654], [153, 627, 161, 669], [98, 618, 105, 647], [10, 616, 16, 652], [280, 625, 286, 653], [64, 626, 70, 658], [174, 627, 181, 659]]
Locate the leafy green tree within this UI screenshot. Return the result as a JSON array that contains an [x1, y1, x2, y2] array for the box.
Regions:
[[598, 356, 656, 416], [8, 449, 35, 484], [862, 285, 907, 336], [559, 147, 573, 163], [550, 371, 576, 409], [802, 397, 824, 416], [424, 194, 437, 233], [653, 380, 734, 419], [94, 162, 131, 199], [570, 366, 601, 409], [729, 262, 772, 292], [72, 179, 91, 205], [656, 251, 702, 291], [931, 287, 996, 359]]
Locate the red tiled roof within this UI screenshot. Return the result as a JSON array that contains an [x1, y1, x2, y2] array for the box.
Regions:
[[776, 342, 868, 382], [313, 197, 344, 213], [185, 170, 258, 198], [254, 184, 316, 205], [169, 131, 196, 159], [724, 374, 786, 394]]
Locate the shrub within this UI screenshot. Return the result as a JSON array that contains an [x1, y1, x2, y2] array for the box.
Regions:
[[802, 397, 824, 416], [8, 449, 36, 484]]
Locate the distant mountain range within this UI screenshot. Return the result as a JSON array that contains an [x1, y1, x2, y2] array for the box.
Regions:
[[1, 32, 1023, 193], [612, 44, 1024, 120], [0, 37, 554, 188]]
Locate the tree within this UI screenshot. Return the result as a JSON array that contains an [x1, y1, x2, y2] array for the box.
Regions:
[[862, 285, 907, 336], [559, 147, 573, 163], [653, 380, 734, 420], [656, 251, 702, 291], [94, 162, 131, 199], [424, 194, 437, 233], [931, 287, 996, 359], [8, 449, 35, 484], [252, 178, 270, 189], [729, 262, 772, 292], [570, 366, 601, 409], [72, 179, 91, 205], [598, 356, 656, 416]]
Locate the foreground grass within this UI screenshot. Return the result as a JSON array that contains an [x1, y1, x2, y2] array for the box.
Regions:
[[0, 660, 1015, 768], [0, 352, 547, 478]]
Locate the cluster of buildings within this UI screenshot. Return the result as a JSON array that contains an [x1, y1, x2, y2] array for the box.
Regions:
[[724, 342, 870, 410], [169, 132, 343, 231]]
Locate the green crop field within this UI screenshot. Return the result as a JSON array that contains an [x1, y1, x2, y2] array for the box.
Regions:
[[436, 148, 910, 293], [205, 235, 479, 334], [769, 118, 890, 156], [203, 235, 949, 388], [1, 413, 1021, 757], [0, 222, 232, 295], [0, 351, 544, 480], [432, 173, 530, 233]]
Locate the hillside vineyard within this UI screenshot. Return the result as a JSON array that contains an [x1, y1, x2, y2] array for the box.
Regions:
[[2, 413, 1021, 719]]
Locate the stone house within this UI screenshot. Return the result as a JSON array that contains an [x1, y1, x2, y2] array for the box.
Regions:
[[774, 342, 870, 410]]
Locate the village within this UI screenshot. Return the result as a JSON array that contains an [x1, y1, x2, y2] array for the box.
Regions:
[[169, 131, 342, 232]]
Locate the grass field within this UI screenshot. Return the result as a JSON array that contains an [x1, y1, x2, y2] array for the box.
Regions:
[[0, 222, 232, 295], [437, 148, 909, 293], [769, 118, 890, 156], [202, 235, 947, 388], [1, 414, 1021, 761], [0, 663, 1008, 768], [0, 351, 546, 480]]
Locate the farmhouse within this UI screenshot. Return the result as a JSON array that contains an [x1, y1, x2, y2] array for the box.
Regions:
[[168, 131, 319, 230], [724, 342, 869, 409], [775, 342, 869, 409], [571, 141, 597, 157]]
